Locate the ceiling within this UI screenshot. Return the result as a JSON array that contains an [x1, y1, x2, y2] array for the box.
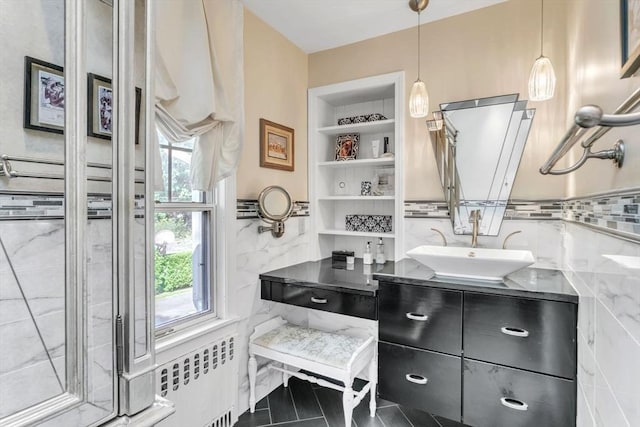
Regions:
[[240, 0, 508, 54]]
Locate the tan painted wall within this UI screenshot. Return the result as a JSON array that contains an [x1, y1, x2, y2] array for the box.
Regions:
[[309, 0, 569, 200], [239, 10, 309, 201], [565, 0, 640, 197]]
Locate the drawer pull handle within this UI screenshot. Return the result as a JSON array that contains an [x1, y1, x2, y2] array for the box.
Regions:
[[406, 312, 429, 321], [310, 297, 328, 304], [500, 397, 528, 411], [405, 374, 428, 385], [501, 327, 529, 337]]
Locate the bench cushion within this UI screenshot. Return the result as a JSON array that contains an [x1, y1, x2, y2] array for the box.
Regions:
[[252, 324, 369, 369]]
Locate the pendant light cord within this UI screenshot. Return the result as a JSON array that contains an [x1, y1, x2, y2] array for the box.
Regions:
[[540, 0, 544, 56], [417, 4, 421, 80]]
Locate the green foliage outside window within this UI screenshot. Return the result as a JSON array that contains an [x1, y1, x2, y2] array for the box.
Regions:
[[155, 249, 193, 294]]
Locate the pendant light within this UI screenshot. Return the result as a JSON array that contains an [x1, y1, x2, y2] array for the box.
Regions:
[[409, 0, 429, 118], [528, 0, 556, 101]]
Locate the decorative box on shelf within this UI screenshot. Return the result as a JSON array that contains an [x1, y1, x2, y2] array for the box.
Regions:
[[337, 113, 387, 125], [345, 215, 393, 233]]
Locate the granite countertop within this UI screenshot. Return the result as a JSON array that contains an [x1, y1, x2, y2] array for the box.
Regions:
[[259, 258, 579, 303], [375, 258, 578, 303], [259, 258, 386, 296]]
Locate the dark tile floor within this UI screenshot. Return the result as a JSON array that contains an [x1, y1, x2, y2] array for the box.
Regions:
[[235, 377, 465, 427]]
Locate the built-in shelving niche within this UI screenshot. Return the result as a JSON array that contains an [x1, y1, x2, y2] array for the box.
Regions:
[[308, 72, 404, 260]]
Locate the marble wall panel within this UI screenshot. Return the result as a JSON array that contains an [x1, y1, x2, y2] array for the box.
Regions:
[[563, 222, 640, 426], [0, 218, 114, 419], [233, 216, 311, 415]]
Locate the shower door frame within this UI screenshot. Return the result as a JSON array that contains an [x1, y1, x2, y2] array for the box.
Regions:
[[1, 0, 158, 425]]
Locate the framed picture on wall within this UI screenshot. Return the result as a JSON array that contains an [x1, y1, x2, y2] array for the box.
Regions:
[[24, 56, 65, 134], [259, 118, 295, 171], [88, 73, 142, 144], [621, 0, 640, 77]]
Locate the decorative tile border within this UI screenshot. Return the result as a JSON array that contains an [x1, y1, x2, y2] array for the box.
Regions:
[[405, 191, 640, 240], [562, 191, 640, 237], [5, 189, 638, 240], [236, 199, 310, 219], [403, 201, 449, 218], [403, 200, 563, 220], [0, 192, 145, 220]]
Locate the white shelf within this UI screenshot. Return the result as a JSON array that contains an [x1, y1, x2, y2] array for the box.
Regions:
[[309, 71, 404, 260], [317, 158, 395, 168], [318, 229, 396, 238], [318, 196, 395, 201], [317, 119, 395, 136]]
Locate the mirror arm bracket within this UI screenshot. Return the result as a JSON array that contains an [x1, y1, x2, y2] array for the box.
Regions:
[[257, 217, 286, 238]]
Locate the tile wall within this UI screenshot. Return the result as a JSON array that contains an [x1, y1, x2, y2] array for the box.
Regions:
[[564, 223, 640, 427], [233, 216, 312, 415], [0, 217, 114, 419]]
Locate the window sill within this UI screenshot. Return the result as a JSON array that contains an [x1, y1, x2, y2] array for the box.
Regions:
[[155, 316, 240, 366]]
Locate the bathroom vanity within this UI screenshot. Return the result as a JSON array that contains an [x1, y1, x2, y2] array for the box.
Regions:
[[259, 259, 578, 427]]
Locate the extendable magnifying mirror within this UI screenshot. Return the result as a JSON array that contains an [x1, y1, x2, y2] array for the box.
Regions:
[[257, 186, 294, 238]]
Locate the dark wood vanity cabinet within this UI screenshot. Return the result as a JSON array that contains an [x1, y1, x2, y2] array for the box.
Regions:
[[464, 359, 576, 427], [261, 280, 377, 320], [463, 292, 577, 379], [378, 342, 461, 421], [378, 282, 462, 355], [377, 280, 577, 427]]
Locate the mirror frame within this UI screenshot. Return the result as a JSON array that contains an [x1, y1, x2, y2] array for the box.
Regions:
[[258, 185, 293, 221], [432, 94, 535, 236], [257, 186, 294, 238]]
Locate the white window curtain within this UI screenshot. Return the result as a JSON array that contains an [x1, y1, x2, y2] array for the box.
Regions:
[[155, 0, 244, 191]]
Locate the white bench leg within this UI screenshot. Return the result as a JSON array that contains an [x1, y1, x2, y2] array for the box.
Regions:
[[343, 380, 354, 427], [248, 355, 257, 413], [283, 364, 290, 388], [369, 351, 378, 417]]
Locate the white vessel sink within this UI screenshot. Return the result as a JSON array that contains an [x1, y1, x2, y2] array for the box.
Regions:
[[406, 245, 535, 282]]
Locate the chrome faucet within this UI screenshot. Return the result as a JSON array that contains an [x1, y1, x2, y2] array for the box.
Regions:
[[469, 209, 481, 248]]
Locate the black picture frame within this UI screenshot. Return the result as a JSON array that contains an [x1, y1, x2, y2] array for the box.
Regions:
[[24, 56, 65, 134], [621, 0, 640, 78], [88, 73, 142, 144]]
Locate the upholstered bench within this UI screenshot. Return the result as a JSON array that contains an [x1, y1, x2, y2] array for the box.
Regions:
[[248, 317, 377, 426]]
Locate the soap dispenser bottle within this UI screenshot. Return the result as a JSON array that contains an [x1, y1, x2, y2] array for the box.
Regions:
[[376, 237, 386, 264], [363, 242, 373, 265]]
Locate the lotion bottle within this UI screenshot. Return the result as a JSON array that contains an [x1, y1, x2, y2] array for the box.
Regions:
[[376, 237, 386, 264], [363, 242, 373, 265]]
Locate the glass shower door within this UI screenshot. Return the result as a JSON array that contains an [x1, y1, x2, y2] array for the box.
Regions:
[[0, 0, 117, 425]]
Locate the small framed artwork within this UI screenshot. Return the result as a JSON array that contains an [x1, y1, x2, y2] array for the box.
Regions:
[[88, 73, 142, 144], [260, 118, 294, 171], [335, 134, 360, 161], [24, 56, 65, 134], [621, 0, 640, 78]]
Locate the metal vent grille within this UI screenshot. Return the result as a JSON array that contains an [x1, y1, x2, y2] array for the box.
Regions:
[[203, 409, 233, 427]]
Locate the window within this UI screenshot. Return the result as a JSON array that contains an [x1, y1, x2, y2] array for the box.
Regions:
[[154, 131, 215, 329]]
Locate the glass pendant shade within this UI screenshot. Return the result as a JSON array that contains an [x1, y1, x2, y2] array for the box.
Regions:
[[410, 79, 429, 118], [528, 55, 556, 101]]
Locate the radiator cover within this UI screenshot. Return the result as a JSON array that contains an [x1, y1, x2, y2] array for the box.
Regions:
[[155, 334, 239, 427]]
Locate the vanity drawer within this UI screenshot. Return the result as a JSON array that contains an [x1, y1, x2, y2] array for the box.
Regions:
[[378, 341, 461, 421], [463, 292, 577, 379], [378, 282, 462, 355], [282, 283, 377, 320], [463, 359, 576, 427], [262, 280, 286, 302]]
